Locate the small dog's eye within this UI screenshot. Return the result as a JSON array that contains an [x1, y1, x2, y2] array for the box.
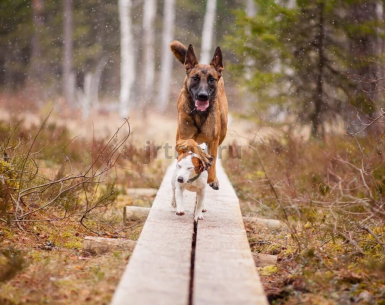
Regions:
[[177, 165, 181, 168], [188, 167, 193, 170]]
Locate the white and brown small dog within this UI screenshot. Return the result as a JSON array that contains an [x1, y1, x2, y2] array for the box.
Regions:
[[171, 146, 208, 221]]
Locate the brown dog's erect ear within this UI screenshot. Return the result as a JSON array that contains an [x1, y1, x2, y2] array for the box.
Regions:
[[185, 44, 199, 74], [192, 156, 205, 174], [170, 41, 187, 64], [210, 46, 224, 76]]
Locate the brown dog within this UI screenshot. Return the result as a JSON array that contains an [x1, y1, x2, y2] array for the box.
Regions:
[[170, 41, 228, 190]]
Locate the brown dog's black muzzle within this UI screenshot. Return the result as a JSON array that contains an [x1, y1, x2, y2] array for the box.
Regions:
[[197, 92, 209, 101]]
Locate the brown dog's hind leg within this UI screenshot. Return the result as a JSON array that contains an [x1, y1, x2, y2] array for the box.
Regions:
[[176, 139, 213, 169]]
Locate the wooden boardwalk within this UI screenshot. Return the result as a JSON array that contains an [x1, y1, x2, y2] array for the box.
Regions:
[[111, 161, 268, 305]]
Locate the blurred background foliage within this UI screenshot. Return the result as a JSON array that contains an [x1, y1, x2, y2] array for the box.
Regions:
[[1, 0, 384, 137]]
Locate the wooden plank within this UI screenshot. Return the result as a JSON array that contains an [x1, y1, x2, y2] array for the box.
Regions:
[[253, 253, 278, 267], [126, 188, 158, 197], [123, 206, 281, 229], [123, 206, 150, 222], [243, 216, 281, 229], [83, 236, 136, 255], [111, 161, 196, 305], [193, 161, 268, 305]]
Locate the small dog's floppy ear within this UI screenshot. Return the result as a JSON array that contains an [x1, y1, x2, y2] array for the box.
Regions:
[[185, 44, 199, 74], [170, 41, 187, 64], [210, 46, 224, 76], [192, 156, 205, 174]]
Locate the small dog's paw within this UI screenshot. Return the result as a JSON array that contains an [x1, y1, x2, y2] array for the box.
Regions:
[[202, 209, 207, 213], [176, 211, 185, 216], [171, 200, 176, 208], [209, 181, 219, 190], [195, 214, 204, 221]]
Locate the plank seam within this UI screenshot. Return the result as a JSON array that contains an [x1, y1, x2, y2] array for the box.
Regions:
[[188, 220, 197, 305]]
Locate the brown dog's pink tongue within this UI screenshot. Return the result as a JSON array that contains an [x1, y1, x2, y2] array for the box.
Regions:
[[195, 100, 209, 111]]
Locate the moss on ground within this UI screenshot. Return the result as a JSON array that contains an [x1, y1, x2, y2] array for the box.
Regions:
[[224, 133, 385, 305]]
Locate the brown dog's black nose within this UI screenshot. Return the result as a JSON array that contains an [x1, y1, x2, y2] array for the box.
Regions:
[[197, 92, 209, 101], [177, 177, 184, 183]]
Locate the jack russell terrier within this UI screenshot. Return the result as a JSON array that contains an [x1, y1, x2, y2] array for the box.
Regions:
[[171, 144, 208, 221]]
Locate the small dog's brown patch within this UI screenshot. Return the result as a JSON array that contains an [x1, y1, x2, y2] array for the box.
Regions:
[[191, 156, 205, 174]]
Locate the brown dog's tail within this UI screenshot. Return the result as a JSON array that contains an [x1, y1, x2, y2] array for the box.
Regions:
[[170, 41, 187, 64]]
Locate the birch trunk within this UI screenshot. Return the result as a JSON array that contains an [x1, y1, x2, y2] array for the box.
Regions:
[[244, 0, 257, 81], [63, 0, 75, 105], [246, 0, 257, 18], [118, 0, 135, 118], [92, 56, 108, 107], [287, 0, 296, 9], [142, 0, 157, 106], [158, 0, 176, 111], [82, 73, 93, 120], [200, 0, 217, 64], [31, 0, 44, 82]]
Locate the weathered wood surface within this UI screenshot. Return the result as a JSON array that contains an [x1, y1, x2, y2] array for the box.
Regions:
[[123, 206, 150, 221], [111, 162, 196, 305], [111, 160, 268, 305], [124, 205, 281, 229], [243, 216, 281, 229], [193, 161, 268, 305], [253, 253, 278, 267], [126, 188, 158, 197], [83, 236, 136, 254]]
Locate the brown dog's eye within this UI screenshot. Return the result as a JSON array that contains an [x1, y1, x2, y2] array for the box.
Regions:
[[208, 76, 215, 83], [192, 76, 199, 82]]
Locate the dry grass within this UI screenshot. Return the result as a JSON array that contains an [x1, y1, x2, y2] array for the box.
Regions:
[[224, 131, 385, 305], [0, 117, 165, 305]]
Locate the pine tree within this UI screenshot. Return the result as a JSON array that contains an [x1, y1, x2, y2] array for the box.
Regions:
[[228, 0, 383, 137]]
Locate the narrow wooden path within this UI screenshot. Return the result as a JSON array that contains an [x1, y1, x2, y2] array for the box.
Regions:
[[111, 161, 268, 305]]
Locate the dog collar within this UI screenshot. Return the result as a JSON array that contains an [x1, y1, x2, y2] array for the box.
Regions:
[[186, 172, 201, 183]]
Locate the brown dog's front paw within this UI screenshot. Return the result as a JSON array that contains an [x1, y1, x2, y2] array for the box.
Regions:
[[201, 153, 214, 170], [209, 181, 219, 190]]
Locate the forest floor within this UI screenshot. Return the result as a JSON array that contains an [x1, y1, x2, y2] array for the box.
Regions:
[[1, 99, 384, 305], [224, 132, 385, 305], [0, 105, 166, 305], [0, 102, 276, 305]]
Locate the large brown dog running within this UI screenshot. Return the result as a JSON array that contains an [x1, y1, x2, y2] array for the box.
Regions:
[[170, 41, 228, 190]]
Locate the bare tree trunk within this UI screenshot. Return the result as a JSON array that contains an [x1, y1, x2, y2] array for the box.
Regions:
[[31, 0, 44, 83], [63, 0, 75, 105], [81, 73, 93, 120], [118, 0, 135, 118], [200, 0, 217, 64], [311, 1, 325, 138], [158, 0, 176, 111], [348, 1, 379, 135], [376, 2, 385, 108], [246, 0, 257, 18], [92, 56, 108, 107], [244, 0, 257, 81], [287, 0, 296, 9], [142, 0, 157, 108]]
